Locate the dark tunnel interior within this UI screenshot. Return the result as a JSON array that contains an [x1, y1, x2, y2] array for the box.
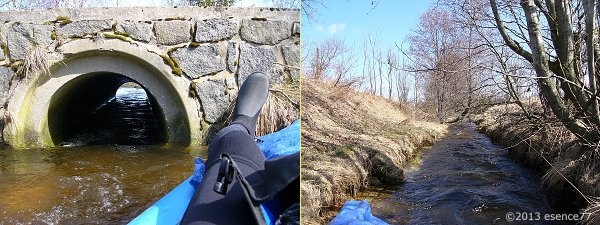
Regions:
[[48, 72, 167, 146]]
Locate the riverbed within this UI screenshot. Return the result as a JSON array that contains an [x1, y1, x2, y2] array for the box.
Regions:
[[361, 123, 572, 224]]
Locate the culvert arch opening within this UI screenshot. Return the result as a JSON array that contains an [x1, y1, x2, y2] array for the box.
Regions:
[[48, 72, 167, 146], [5, 42, 198, 148]]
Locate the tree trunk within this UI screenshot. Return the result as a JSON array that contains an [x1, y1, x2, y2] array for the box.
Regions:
[[520, 0, 594, 141], [584, 0, 600, 125]]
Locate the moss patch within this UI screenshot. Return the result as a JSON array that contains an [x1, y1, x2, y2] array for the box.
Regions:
[[114, 29, 130, 37], [334, 146, 353, 158], [56, 16, 72, 25], [384, 127, 413, 138], [50, 30, 57, 40], [188, 42, 201, 48], [160, 54, 182, 76], [102, 33, 131, 43], [164, 17, 187, 21], [1, 43, 8, 58], [10, 61, 22, 73]]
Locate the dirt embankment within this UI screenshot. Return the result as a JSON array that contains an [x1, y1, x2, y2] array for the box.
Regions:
[[300, 79, 447, 224], [474, 105, 600, 224]]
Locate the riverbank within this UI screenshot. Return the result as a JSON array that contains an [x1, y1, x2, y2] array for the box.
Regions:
[[300, 79, 447, 224], [474, 104, 599, 223]]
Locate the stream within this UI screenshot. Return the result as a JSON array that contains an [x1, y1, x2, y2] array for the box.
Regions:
[[0, 87, 205, 224], [361, 123, 575, 225]]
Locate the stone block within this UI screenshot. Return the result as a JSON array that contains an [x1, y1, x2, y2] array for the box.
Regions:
[[240, 19, 291, 45], [282, 44, 300, 80], [193, 77, 231, 123], [7, 23, 53, 60], [116, 21, 153, 42], [226, 42, 239, 73], [172, 44, 224, 79], [194, 18, 238, 43], [0, 66, 12, 105], [57, 20, 112, 38], [155, 21, 191, 45], [237, 44, 280, 86], [0, 25, 4, 61], [0, 24, 6, 47]]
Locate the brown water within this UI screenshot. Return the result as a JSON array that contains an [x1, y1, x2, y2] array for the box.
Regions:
[[0, 87, 206, 224], [362, 123, 573, 225]]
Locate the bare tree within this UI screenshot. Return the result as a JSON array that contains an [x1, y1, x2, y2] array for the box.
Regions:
[[304, 37, 360, 87], [489, 0, 600, 143], [385, 49, 396, 99]]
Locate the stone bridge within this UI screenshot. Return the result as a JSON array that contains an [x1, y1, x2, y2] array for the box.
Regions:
[[0, 7, 300, 148]]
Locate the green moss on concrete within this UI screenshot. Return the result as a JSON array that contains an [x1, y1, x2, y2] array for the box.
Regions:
[[164, 17, 187, 21], [114, 29, 130, 37], [160, 54, 182, 76], [50, 30, 57, 40], [189, 42, 201, 48], [10, 61, 22, 73], [102, 33, 131, 43], [167, 46, 179, 54], [1, 43, 8, 58], [56, 16, 72, 25]]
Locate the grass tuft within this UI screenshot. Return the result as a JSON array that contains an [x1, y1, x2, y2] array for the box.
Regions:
[[255, 85, 300, 136], [16, 46, 49, 79]]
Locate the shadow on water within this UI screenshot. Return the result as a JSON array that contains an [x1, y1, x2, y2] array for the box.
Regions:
[[361, 123, 575, 225], [0, 85, 205, 224]]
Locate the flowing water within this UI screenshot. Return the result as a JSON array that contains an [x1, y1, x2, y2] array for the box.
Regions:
[[361, 123, 573, 225], [0, 87, 205, 224]]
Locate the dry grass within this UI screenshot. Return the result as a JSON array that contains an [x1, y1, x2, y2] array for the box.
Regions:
[[16, 46, 50, 79], [584, 198, 600, 224], [256, 83, 300, 136], [301, 79, 447, 224], [475, 104, 600, 221], [219, 82, 300, 137]]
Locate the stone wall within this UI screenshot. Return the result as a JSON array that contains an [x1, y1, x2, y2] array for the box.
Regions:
[[0, 7, 300, 147]]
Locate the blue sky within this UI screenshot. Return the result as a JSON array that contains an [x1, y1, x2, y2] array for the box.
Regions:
[[302, 0, 434, 55]]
